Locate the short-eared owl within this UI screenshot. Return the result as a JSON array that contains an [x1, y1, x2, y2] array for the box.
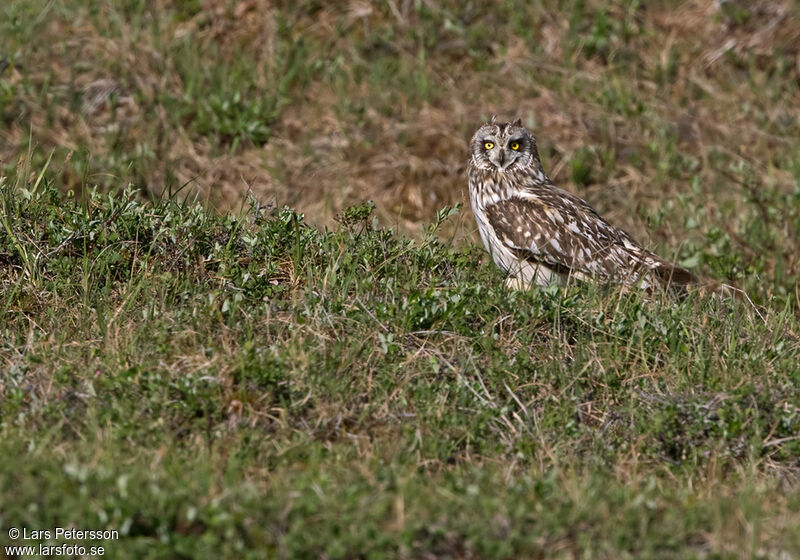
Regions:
[[468, 117, 695, 291]]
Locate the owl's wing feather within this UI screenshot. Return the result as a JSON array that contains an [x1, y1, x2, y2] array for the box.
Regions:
[[484, 194, 695, 287]]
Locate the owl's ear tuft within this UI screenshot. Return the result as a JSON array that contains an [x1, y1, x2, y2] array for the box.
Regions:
[[511, 117, 522, 128], [489, 115, 497, 125]]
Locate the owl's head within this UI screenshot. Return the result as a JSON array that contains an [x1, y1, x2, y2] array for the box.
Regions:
[[470, 116, 539, 172]]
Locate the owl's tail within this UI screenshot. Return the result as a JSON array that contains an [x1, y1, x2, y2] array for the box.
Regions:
[[654, 261, 696, 287]]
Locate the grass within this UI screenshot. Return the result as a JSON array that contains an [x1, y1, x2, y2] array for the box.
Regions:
[[2, 0, 800, 558], [2, 164, 799, 558]]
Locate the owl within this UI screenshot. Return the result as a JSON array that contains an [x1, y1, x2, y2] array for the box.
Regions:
[[467, 117, 696, 292]]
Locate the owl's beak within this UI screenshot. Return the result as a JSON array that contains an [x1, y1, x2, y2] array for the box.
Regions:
[[498, 149, 506, 166]]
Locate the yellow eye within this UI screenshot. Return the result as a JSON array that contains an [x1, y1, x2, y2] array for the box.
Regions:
[[484, 141, 494, 150], [510, 142, 520, 151]]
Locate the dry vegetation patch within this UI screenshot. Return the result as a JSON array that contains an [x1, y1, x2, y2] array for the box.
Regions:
[[3, 1, 798, 232]]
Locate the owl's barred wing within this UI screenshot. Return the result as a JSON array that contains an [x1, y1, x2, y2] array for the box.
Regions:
[[484, 196, 695, 287]]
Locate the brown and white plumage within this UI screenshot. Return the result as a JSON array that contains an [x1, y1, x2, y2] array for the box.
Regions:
[[468, 117, 695, 291]]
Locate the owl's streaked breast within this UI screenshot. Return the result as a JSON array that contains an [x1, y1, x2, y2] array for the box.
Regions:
[[468, 165, 566, 287]]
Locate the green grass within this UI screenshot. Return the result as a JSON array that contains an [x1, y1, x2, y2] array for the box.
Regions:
[[1, 167, 799, 558], [2, 0, 800, 557]]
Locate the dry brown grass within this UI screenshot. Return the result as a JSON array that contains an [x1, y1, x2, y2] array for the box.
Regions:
[[3, 0, 799, 243]]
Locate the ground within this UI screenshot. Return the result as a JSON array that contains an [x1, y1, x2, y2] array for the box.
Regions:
[[1, 1, 799, 558]]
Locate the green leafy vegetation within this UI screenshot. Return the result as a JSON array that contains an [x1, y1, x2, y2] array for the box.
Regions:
[[2, 166, 799, 557]]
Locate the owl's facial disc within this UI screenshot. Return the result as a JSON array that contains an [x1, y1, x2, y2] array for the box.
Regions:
[[483, 135, 525, 171]]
